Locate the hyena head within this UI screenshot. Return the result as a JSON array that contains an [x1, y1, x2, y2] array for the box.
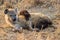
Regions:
[[19, 10, 31, 21], [4, 8, 18, 22]]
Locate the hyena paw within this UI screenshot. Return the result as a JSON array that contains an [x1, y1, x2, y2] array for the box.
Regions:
[[12, 27, 23, 33]]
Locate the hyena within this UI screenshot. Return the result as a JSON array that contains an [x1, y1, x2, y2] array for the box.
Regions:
[[18, 10, 33, 31], [18, 10, 52, 31], [4, 8, 24, 32]]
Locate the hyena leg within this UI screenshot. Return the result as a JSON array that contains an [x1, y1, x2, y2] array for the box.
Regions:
[[12, 24, 23, 33], [27, 21, 34, 31]]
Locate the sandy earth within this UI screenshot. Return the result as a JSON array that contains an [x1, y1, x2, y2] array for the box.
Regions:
[[0, 6, 60, 40]]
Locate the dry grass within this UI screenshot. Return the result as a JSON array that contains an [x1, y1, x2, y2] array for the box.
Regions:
[[0, 0, 60, 40], [4, 2, 14, 8], [0, 10, 60, 40]]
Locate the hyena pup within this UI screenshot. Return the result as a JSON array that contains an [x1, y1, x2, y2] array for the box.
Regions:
[[18, 10, 33, 31], [4, 8, 24, 32], [18, 10, 53, 31], [30, 13, 53, 31]]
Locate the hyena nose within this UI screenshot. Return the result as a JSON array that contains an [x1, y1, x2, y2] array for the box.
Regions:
[[13, 18, 16, 21]]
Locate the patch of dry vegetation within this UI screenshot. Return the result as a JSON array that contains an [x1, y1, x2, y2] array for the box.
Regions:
[[0, 10, 60, 40], [0, 0, 60, 10], [4, 2, 14, 8], [0, 0, 60, 40], [18, 0, 39, 9]]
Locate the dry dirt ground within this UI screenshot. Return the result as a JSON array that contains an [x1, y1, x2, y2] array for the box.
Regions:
[[0, 6, 60, 40]]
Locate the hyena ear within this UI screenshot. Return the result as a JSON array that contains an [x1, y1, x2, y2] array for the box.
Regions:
[[4, 9, 9, 14], [14, 8, 18, 13]]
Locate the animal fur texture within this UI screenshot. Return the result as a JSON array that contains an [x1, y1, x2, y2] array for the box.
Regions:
[[4, 8, 24, 32], [30, 13, 52, 31], [18, 10, 52, 31], [18, 10, 33, 31], [4, 9, 52, 32]]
